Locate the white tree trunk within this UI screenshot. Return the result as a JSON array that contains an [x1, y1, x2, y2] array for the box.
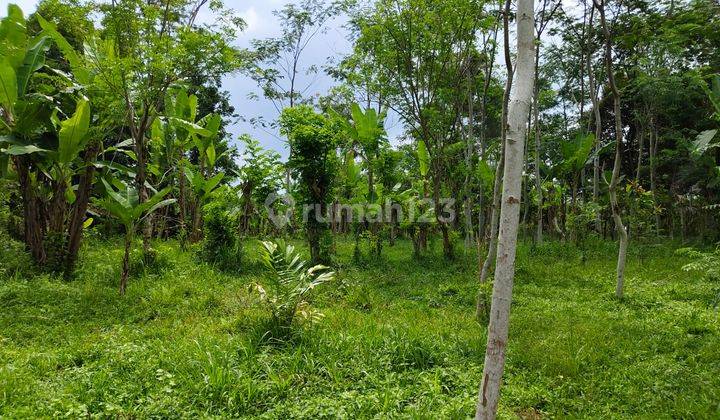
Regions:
[[475, 0, 535, 418], [532, 48, 543, 244], [478, 0, 513, 288], [596, 0, 629, 299]]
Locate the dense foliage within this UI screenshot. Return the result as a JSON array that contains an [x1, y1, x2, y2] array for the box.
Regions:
[[1, 0, 719, 417]]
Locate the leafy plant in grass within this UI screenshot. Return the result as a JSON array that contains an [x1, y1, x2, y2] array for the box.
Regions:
[[184, 165, 224, 242], [197, 187, 242, 272], [677, 246, 720, 311], [93, 179, 175, 294], [255, 240, 335, 331]]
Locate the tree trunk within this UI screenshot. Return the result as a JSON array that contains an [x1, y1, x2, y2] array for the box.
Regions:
[[477, 16, 499, 245], [532, 44, 543, 244], [191, 199, 203, 242], [134, 129, 152, 258], [120, 231, 132, 296], [14, 156, 46, 264], [585, 12, 602, 234], [433, 166, 453, 260], [649, 123, 660, 235], [596, 0, 629, 299], [178, 149, 187, 234], [48, 179, 67, 234], [475, 0, 535, 417], [464, 76, 476, 249], [636, 126, 644, 182], [65, 142, 100, 277], [479, 0, 513, 286]]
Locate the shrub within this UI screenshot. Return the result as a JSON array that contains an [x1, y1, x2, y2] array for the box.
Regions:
[[253, 240, 334, 330], [677, 246, 720, 310], [197, 195, 242, 272]]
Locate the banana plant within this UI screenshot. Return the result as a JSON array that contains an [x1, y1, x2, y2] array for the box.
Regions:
[[332, 103, 387, 202], [693, 75, 720, 156], [94, 178, 175, 294], [557, 132, 595, 213], [158, 88, 214, 233], [0, 4, 98, 266], [0, 4, 53, 172], [193, 113, 222, 172], [184, 165, 224, 241]]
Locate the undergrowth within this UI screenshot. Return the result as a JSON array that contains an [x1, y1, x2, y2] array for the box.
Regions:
[[0, 236, 718, 418]]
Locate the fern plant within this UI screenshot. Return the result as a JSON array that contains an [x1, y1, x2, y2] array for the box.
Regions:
[[255, 240, 335, 328], [677, 246, 720, 311]]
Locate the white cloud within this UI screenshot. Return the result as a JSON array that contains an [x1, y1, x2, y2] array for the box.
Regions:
[[239, 7, 261, 34]]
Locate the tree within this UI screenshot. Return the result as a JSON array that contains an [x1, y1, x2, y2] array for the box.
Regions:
[[236, 135, 282, 236], [355, 0, 487, 260], [93, 179, 174, 295], [478, 0, 513, 293], [475, 0, 535, 417], [249, 0, 347, 198], [280, 105, 338, 264], [96, 0, 242, 257], [0, 4, 100, 273], [531, 0, 562, 244], [184, 166, 224, 241], [249, 0, 347, 112], [595, 0, 629, 299], [333, 103, 389, 255]]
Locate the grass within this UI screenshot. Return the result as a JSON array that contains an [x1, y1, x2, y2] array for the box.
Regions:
[[0, 233, 719, 418]]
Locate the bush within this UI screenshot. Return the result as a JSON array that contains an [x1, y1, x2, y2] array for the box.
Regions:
[[197, 197, 242, 272], [253, 240, 334, 331]]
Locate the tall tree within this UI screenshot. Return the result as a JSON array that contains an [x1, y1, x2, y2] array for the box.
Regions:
[[98, 0, 241, 257], [479, 0, 513, 287], [475, 0, 535, 417], [355, 0, 486, 260], [595, 0, 629, 299], [531, 0, 562, 244]]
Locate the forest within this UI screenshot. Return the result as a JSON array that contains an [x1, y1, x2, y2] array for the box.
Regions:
[[0, 0, 719, 418]]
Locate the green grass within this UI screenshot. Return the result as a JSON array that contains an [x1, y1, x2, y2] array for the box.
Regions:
[[0, 234, 719, 418]]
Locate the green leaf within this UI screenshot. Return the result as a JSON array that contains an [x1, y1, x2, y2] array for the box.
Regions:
[[140, 198, 176, 222], [100, 177, 131, 210], [204, 172, 224, 195], [65, 184, 76, 204], [168, 117, 211, 137], [0, 4, 27, 70], [188, 94, 198, 121], [201, 114, 222, 138], [58, 99, 90, 163], [693, 130, 718, 156], [206, 144, 216, 167], [183, 166, 203, 191], [82, 217, 93, 229], [417, 140, 429, 178], [2, 144, 48, 155], [16, 36, 50, 96], [36, 14, 90, 84], [94, 160, 136, 177], [0, 58, 18, 114]]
